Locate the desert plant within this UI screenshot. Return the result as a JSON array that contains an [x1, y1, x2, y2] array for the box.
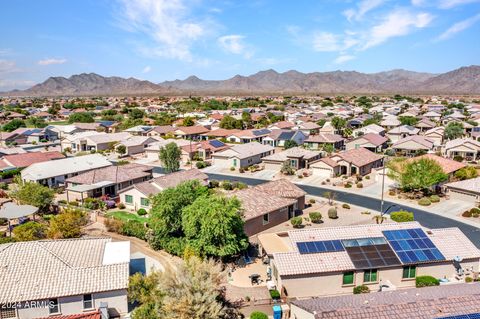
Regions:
[[137, 208, 148, 216], [209, 180, 220, 188], [342, 203, 350, 209], [118, 202, 126, 209], [373, 215, 387, 224], [353, 285, 370, 294], [328, 207, 338, 219], [416, 275, 439, 288], [365, 175, 370, 180], [418, 198, 431, 206], [463, 210, 473, 217], [470, 208, 480, 214], [309, 198, 316, 204], [250, 311, 268, 319], [430, 195, 440, 203], [290, 216, 303, 228], [309, 212, 322, 223], [222, 181, 233, 190], [269, 290, 281, 300], [356, 182, 363, 188], [230, 166, 235, 171], [344, 182, 352, 188], [390, 210, 414, 222], [466, 276, 474, 283]]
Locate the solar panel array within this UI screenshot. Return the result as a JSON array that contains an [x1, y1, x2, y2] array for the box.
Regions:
[[252, 129, 271, 136], [209, 140, 225, 148], [437, 314, 480, 319], [382, 228, 445, 264], [345, 243, 402, 269], [342, 237, 387, 247], [297, 240, 344, 254]]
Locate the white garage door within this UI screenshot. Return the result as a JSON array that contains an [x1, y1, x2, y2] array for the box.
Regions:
[[264, 162, 281, 171], [212, 157, 231, 168], [448, 189, 478, 204], [312, 167, 333, 177]]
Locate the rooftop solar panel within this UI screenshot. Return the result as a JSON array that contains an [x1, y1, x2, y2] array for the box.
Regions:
[[209, 140, 225, 148], [344, 243, 402, 269], [296, 240, 344, 254], [383, 228, 445, 264], [437, 313, 480, 319], [253, 129, 270, 136]]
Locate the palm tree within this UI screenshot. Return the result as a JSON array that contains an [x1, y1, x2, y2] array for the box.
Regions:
[[373, 214, 387, 224]]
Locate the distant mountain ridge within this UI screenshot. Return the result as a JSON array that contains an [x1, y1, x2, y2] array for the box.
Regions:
[[3, 66, 480, 96]]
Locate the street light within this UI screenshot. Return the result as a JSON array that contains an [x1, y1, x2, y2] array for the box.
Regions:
[[381, 203, 401, 217]]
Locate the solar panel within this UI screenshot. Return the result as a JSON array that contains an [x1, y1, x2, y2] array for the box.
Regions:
[[296, 240, 344, 254], [209, 140, 225, 148], [253, 129, 270, 136], [437, 313, 480, 319], [345, 243, 402, 269], [383, 228, 445, 264]]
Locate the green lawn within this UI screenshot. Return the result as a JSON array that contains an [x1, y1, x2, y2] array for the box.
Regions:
[[46, 120, 69, 125], [105, 211, 148, 223]]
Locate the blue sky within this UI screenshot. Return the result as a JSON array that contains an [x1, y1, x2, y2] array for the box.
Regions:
[[0, 0, 479, 90]]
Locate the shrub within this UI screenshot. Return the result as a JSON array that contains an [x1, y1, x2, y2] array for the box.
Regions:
[[250, 311, 268, 319], [210, 180, 220, 188], [342, 203, 351, 209], [353, 285, 370, 294], [0, 218, 8, 226], [232, 181, 247, 190], [344, 182, 352, 188], [388, 190, 396, 196], [297, 174, 303, 179], [309, 198, 316, 204], [0, 182, 8, 190], [104, 218, 123, 233], [356, 182, 363, 188], [290, 216, 303, 228], [365, 175, 370, 180], [118, 203, 126, 209], [430, 195, 440, 203], [328, 207, 338, 219], [230, 166, 235, 171], [121, 220, 146, 240], [390, 210, 414, 223], [470, 208, 480, 214], [137, 208, 147, 216], [416, 275, 439, 288], [309, 212, 322, 223], [195, 161, 208, 169], [473, 213, 479, 218], [463, 210, 473, 217], [453, 155, 464, 162], [68, 201, 79, 207], [418, 198, 431, 206], [466, 276, 474, 283], [269, 290, 281, 300], [222, 181, 233, 190], [239, 167, 245, 173]]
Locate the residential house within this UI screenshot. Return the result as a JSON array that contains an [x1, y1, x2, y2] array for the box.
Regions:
[[226, 129, 271, 144], [262, 130, 307, 148], [65, 163, 153, 202], [353, 124, 385, 137], [258, 222, 480, 299], [124, 125, 154, 136], [380, 117, 401, 130], [63, 132, 132, 153], [174, 126, 210, 140], [310, 147, 383, 177], [416, 118, 436, 132], [143, 139, 191, 161], [290, 284, 480, 319], [422, 110, 442, 121], [442, 138, 480, 160], [295, 122, 321, 135], [21, 154, 113, 187], [319, 122, 335, 135], [119, 169, 208, 211], [200, 128, 241, 140], [231, 179, 305, 236], [0, 238, 130, 319], [116, 136, 158, 156], [444, 177, 480, 204], [268, 121, 295, 130], [303, 133, 345, 151], [180, 139, 230, 161], [211, 142, 275, 169], [262, 147, 321, 171], [345, 133, 388, 153], [423, 126, 444, 147], [391, 135, 435, 156], [387, 125, 420, 143], [0, 151, 64, 171], [147, 125, 176, 137]]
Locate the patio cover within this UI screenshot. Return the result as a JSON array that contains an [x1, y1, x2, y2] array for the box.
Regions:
[[0, 202, 38, 220]]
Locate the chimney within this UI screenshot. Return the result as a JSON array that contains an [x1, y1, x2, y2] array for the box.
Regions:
[[99, 302, 109, 319]]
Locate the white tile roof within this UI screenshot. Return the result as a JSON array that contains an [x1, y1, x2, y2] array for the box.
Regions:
[[0, 238, 129, 303]]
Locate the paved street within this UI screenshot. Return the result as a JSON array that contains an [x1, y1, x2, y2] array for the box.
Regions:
[[206, 173, 480, 248]]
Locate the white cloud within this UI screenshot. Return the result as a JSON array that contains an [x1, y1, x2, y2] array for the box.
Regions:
[[313, 32, 343, 52], [217, 35, 253, 58], [436, 13, 480, 40], [343, 0, 385, 22], [0, 79, 35, 89], [362, 10, 433, 49], [334, 55, 356, 64], [0, 59, 16, 73], [439, 0, 480, 8], [142, 65, 152, 73], [38, 58, 67, 65], [117, 0, 207, 61]]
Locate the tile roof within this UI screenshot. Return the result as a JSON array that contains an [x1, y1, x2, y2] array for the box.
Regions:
[[306, 133, 344, 143], [292, 283, 480, 319], [392, 135, 434, 149], [151, 125, 175, 134], [86, 132, 132, 144], [262, 147, 320, 162], [254, 178, 306, 199], [152, 168, 208, 189], [409, 154, 466, 174], [0, 238, 129, 303], [445, 177, 480, 193], [444, 138, 480, 151], [351, 133, 388, 146], [175, 126, 210, 135], [37, 311, 101, 319], [215, 142, 274, 160], [335, 147, 383, 167], [202, 128, 241, 137], [1, 151, 65, 168], [66, 163, 152, 185], [388, 125, 420, 135], [271, 121, 295, 129]]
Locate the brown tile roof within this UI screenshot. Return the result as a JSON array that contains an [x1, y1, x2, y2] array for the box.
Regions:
[[306, 133, 344, 143], [1, 151, 65, 168], [202, 128, 241, 137], [152, 125, 175, 134], [409, 154, 466, 174], [353, 132, 388, 146], [445, 177, 480, 194], [336, 147, 383, 167], [37, 311, 101, 319], [392, 135, 434, 149], [272, 121, 295, 129], [293, 283, 480, 319], [152, 168, 208, 189], [254, 179, 306, 199], [175, 125, 210, 135], [318, 157, 340, 168], [133, 180, 162, 196], [66, 163, 152, 185]]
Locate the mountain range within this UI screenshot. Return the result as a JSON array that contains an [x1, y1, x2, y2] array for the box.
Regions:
[[2, 65, 480, 96]]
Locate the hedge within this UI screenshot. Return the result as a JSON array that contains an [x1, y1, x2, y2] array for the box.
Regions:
[[416, 275, 439, 288]]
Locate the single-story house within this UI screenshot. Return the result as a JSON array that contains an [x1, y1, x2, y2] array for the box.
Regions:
[[65, 163, 153, 202], [444, 177, 480, 204], [180, 139, 230, 161], [262, 147, 321, 170], [147, 125, 176, 137], [387, 125, 420, 143], [416, 118, 436, 131], [295, 122, 321, 135], [310, 147, 383, 177], [303, 134, 345, 151], [211, 142, 274, 169], [423, 126, 444, 147], [262, 129, 307, 148], [174, 126, 210, 140], [226, 129, 271, 144], [0, 151, 65, 171], [124, 125, 154, 136], [116, 136, 158, 156], [118, 169, 208, 211], [0, 237, 130, 319], [200, 128, 241, 140], [268, 121, 295, 130], [442, 138, 480, 161], [408, 154, 466, 178], [63, 132, 133, 153], [380, 117, 401, 130], [353, 124, 385, 137], [21, 154, 113, 187], [345, 133, 388, 153], [391, 135, 435, 156]]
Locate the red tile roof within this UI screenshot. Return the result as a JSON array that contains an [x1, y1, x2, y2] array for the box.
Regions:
[[354, 133, 388, 146], [1, 151, 65, 168], [37, 311, 101, 319], [336, 147, 383, 167], [410, 154, 466, 174]]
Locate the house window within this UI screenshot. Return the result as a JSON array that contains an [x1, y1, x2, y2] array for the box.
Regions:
[[363, 269, 378, 283], [83, 294, 93, 310], [140, 197, 150, 207], [342, 271, 354, 285], [402, 266, 416, 279], [233, 159, 237, 167], [263, 213, 269, 225], [48, 298, 60, 314], [125, 195, 133, 204]]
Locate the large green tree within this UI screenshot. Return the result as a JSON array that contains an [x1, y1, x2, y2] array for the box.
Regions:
[[388, 158, 448, 193], [11, 177, 55, 212], [2, 119, 26, 132], [47, 209, 88, 239], [331, 116, 346, 132], [399, 116, 418, 126], [444, 122, 464, 140], [159, 142, 181, 173], [182, 195, 248, 258], [68, 112, 95, 123], [219, 115, 242, 130]]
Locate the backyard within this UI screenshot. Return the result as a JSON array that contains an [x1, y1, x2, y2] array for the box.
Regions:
[[105, 210, 149, 223]]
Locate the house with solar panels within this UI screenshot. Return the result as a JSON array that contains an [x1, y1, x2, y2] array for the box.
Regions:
[[226, 129, 271, 144], [257, 222, 480, 298], [211, 142, 275, 169]]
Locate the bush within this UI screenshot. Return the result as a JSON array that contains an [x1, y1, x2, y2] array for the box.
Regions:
[[328, 207, 338, 219], [239, 167, 245, 173], [453, 155, 464, 162], [195, 161, 208, 169], [344, 182, 352, 188], [269, 290, 281, 300], [0, 182, 8, 190], [388, 190, 396, 196], [309, 198, 316, 204], [463, 210, 473, 217], [250, 311, 268, 319], [230, 166, 235, 171], [232, 181, 247, 190], [365, 175, 370, 180], [118, 203, 126, 209], [353, 285, 370, 294], [83, 198, 105, 210], [416, 275, 439, 288], [137, 208, 147, 216], [290, 216, 303, 228], [430, 195, 440, 203], [222, 181, 233, 190], [356, 182, 363, 188], [104, 218, 123, 233], [470, 208, 480, 214], [466, 276, 474, 283], [309, 212, 322, 223], [210, 180, 220, 188], [121, 220, 146, 240], [68, 201, 79, 207], [0, 218, 8, 226], [342, 203, 350, 209], [390, 210, 414, 223], [418, 198, 431, 206]]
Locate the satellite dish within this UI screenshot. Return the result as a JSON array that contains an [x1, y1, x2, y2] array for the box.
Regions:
[[454, 256, 463, 262]]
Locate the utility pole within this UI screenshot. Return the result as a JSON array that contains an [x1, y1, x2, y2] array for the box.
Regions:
[[380, 156, 387, 215]]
